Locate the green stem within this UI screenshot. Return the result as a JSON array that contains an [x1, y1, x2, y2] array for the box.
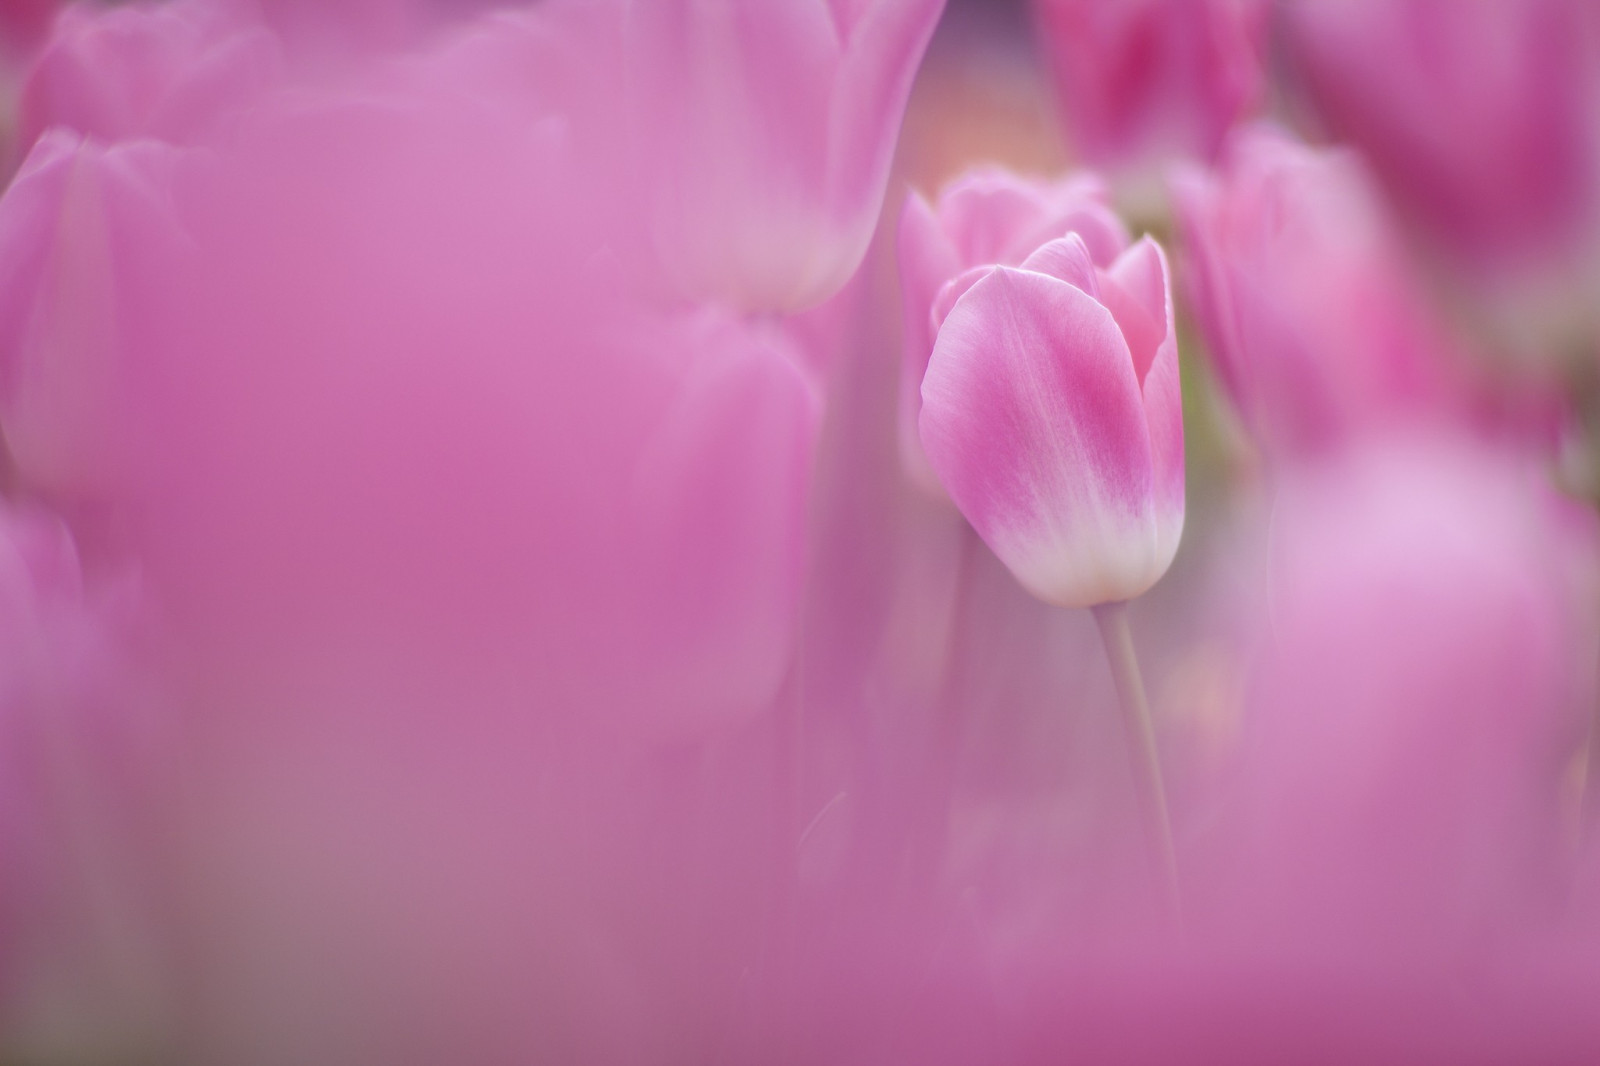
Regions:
[[1092, 600, 1181, 926]]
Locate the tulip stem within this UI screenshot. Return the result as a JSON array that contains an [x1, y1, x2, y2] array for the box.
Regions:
[[1092, 600, 1181, 927]]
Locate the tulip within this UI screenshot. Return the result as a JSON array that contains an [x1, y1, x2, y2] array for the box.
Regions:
[[1282, 0, 1599, 268], [1172, 125, 1463, 458], [621, 0, 946, 312], [919, 233, 1182, 610], [0, 52, 830, 1061], [1031, 0, 1267, 174], [897, 167, 1129, 498], [1211, 440, 1594, 959], [19, 0, 281, 152], [0, 129, 193, 503], [917, 229, 1185, 915]]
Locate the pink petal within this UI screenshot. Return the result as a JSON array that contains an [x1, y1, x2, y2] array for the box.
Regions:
[[1127, 239, 1185, 566], [1019, 232, 1101, 297], [896, 191, 961, 496], [919, 266, 1164, 607], [896, 191, 961, 395], [1098, 236, 1167, 386], [928, 264, 994, 337], [936, 168, 1063, 266]]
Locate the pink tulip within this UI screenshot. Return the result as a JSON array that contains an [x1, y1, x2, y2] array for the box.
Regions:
[[1172, 125, 1463, 458], [1207, 439, 1594, 962], [621, 0, 946, 312], [0, 129, 192, 503], [19, 0, 281, 152], [0, 51, 827, 1059], [1282, 0, 1600, 267], [897, 167, 1129, 497], [93, 76, 821, 739], [1031, 0, 1267, 173], [918, 232, 1183, 608]]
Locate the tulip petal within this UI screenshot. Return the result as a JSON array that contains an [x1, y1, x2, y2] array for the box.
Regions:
[[937, 168, 1062, 266], [828, 0, 944, 207], [1019, 233, 1101, 298], [1099, 236, 1166, 386], [896, 191, 960, 390], [920, 266, 1161, 608], [1118, 239, 1185, 568], [928, 264, 994, 336], [0, 132, 191, 497], [896, 190, 961, 496]]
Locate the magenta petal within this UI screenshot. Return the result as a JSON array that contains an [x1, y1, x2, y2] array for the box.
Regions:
[[919, 266, 1166, 608]]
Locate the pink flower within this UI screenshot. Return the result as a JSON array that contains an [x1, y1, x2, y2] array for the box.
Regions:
[[94, 75, 822, 740], [0, 55, 826, 1057], [19, 0, 281, 152], [1209, 439, 1594, 961], [918, 232, 1183, 608], [1172, 125, 1463, 457], [1283, 0, 1600, 267], [897, 167, 1129, 497], [621, 0, 945, 312], [0, 129, 192, 503], [1031, 0, 1267, 173]]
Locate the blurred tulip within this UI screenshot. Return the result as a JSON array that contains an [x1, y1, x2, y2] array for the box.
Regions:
[[0, 0, 59, 61], [897, 167, 1128, 497], [1031, 0, 1267, 176], [919, 232, 1183, 608], [0, 128, 193, 503], [1210, 440, 1595, 960], [1283, 0, 1600, 269], [1173, 125, 1464, 458], [98, 79, 821, 738], [1, 56, 824, 1062], [19, 0, 281, 152], [622, 0, 945, 312]]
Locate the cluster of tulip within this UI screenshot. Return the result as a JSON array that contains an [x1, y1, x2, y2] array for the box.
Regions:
[[2, 1, 1600, 1063]]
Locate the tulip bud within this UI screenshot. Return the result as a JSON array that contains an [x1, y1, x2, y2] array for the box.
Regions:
[[897, 167, 1129, 498], [918, 232, 1184, 608]]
